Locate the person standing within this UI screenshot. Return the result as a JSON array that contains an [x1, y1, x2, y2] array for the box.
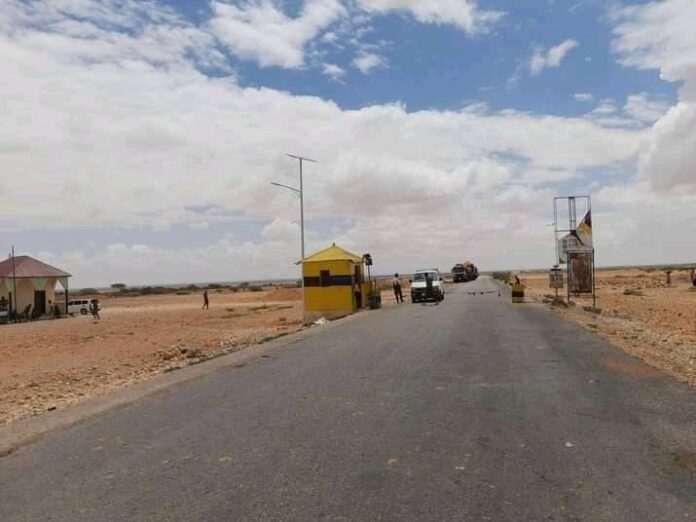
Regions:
[[90, 300, 100, 320], [392, 273, 404, 303], [202, 290, 209, 310], [691, 268, 696, 288], [425, 272, 435, 304]]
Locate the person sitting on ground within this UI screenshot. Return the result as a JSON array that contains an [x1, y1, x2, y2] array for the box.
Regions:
[[392, 273, 404, 303]]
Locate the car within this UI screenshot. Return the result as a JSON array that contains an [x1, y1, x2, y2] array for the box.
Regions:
[[67, 298, 101, 316], [410, 269, 445, 303]]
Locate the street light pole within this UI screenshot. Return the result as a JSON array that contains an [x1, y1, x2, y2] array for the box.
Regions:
[[271, 154, 317, 322], [286, 154, 316, 261]]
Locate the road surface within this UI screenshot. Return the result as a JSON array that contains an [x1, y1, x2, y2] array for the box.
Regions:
[[1, 277, 695, 521]]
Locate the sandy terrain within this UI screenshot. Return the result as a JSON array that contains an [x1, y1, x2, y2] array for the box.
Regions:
[[0, 288, 304, 424], [520, 268, 696, 386]]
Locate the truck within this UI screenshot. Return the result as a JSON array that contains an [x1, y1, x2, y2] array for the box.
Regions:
[[451, 261, 478, 283]]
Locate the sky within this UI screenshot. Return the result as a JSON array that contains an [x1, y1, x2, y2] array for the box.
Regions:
[[1, 0, 695, 287]]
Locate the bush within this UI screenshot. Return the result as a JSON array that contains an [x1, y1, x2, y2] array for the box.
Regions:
[[111, 283, 127, 289], [75, 288, 98, 296], [249, 285, 264, 292], [623, 288, 644, 296], [491, 272, 511, 284]]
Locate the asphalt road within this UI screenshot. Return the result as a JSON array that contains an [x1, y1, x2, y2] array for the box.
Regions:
[[1, 277, 695, 521]]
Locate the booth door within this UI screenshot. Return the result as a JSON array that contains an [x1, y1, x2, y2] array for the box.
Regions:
[[34, 290, 46, 316]]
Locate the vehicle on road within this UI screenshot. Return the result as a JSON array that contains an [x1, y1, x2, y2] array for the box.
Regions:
[[452, 261, 478, 283], [410, 269, 445, 303], [67, 298, 101, 316]]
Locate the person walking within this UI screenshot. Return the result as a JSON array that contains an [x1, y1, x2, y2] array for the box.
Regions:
[[202, 290, 209, 310], [392, 273, 404, 303], [90, 300, 100, 320]]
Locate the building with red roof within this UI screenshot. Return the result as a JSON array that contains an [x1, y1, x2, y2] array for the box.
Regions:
[[0, 255, 71, 320]]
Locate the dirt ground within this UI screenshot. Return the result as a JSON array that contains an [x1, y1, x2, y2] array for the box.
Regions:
[[0, 288, 304, 424], [521, 268, 696, 386]]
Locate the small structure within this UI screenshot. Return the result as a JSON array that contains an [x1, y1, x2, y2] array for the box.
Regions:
[[301, 243, 370, 323], [0, 256, 71, 320]]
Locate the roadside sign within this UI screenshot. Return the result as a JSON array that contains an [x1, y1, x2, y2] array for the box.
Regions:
[[558, 233, 592, 264], [568, 251, 593, 294], [549, 268, 564, 289]]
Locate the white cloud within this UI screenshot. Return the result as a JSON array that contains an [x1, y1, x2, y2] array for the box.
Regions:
[[612, 0, 696, 191], [209, 0, 345, 69], [623, 93, 671, 124], [529, 39, 579, 75], [352, 51, 387, 73], [574, 93, 594, 102], [322, 62, 346, 80], [261, 218, 300, 240], [3, 0, 693, 285], [591, 99, 618, 116], [357, 0, 503, 34]]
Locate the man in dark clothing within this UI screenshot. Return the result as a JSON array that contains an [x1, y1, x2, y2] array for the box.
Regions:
[[691, 268, 696, 288], [392, 273, 404, 303], [425, 273, 438, 305], [90, 300, 100, 320], [202, 290, 209, 310]]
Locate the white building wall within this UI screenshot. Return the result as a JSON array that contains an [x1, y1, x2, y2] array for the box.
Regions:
[[0, 278, 58, 316]]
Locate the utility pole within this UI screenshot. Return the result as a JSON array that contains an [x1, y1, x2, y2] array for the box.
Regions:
[[11, 245, 17, 319], [271, 154, 317, 320]]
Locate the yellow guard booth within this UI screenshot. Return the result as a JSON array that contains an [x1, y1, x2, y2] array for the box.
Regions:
[[301, 243, 370, 323]]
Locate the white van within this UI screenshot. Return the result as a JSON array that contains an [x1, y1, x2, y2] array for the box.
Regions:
[[410, 269, 445, 303], [67, 298, 101, 316]]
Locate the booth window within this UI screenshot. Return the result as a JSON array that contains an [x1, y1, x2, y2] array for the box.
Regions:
[[320, 270, 331, 287]]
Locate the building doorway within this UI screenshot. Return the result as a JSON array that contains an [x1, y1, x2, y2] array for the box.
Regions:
[[34, 290, 46, 317]]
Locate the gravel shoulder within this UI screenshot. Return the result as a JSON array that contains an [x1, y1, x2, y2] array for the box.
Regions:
[[522, 268, 696, 386]]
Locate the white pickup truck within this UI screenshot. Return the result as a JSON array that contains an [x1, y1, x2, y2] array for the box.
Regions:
[[410, 269, 445, 304]]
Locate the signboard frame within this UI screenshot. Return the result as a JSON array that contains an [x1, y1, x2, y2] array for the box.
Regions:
[[553, 196, 596, 308]]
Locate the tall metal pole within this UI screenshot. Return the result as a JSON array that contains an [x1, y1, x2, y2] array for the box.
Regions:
[[299, 158, 305, 261], [272, 154, 316, 323], [11, 245, 17, 319]]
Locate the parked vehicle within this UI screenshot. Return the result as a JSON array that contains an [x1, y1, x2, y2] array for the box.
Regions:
[[67, 298, 101, 316], [410, 269, 445, 303], [452, 261, 479, 283]]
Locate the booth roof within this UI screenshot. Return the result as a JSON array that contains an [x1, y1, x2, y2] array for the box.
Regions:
[[301, 244, 363, 264], [0, 256, 72, 279]]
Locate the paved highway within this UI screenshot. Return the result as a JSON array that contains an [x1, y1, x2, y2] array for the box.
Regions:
[[1, 277, 695, 521]]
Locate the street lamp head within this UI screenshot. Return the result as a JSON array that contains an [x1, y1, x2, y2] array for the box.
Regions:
[[286, 153, 317, 163], [270, 181, 301, 196]]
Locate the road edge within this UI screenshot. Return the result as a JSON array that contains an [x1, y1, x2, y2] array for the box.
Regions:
[[0, 309, 377, 458]]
